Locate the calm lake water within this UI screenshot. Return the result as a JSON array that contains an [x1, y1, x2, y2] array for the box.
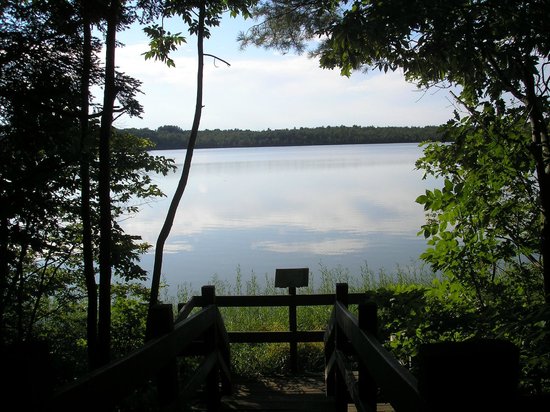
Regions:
[[121, 143, 437, 295]]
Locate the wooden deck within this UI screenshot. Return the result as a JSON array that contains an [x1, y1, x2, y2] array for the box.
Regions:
[[189, 373, 394, 411], [220, 373, 334, 411]]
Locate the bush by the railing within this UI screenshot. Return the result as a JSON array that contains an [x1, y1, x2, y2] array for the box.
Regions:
[[366, 272, 549, 396]]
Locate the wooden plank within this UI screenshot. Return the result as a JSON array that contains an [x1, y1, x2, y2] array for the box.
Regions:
[[334, 350, 375, 412], [218, 352, 232, 396], [176, 296, 198, 322], [220, 374, 336, 411], [216, 374, 394, 412], [181, 352, 218, 400], [218, 294, 329, 307], [190, 293, 366, 308], [324, 308, 336, 344], [325, 351, 336, 396]]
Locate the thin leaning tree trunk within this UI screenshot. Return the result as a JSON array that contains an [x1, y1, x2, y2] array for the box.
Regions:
[[147, 1, 207, 331]]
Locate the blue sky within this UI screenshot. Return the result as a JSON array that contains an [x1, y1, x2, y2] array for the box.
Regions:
[[112, 13, 456, 131]]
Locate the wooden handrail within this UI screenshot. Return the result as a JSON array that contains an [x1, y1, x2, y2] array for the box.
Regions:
[[325, 283, 422, 412], [176, 295, 199, 321], [179, 292, 366, 311], [334, 301, 421, 411]]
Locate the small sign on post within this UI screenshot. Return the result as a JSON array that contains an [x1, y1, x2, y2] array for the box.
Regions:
[[275, 268, 309, 373], [275, 268, 309, 289]]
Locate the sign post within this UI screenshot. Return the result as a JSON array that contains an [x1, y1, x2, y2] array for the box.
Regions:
[[275, 268, 309, 373]]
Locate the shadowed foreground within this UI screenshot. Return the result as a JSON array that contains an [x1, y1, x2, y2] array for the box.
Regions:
[[215, 374, 394, 412], [46, 283, 530, 411]]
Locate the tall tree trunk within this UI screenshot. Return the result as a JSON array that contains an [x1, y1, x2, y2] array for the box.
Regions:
[[524, 70, 550, 303], [97, 1, 118, 366], [0, 217, 9, 344], [15, 231, 28, 342], [147, 1, 206, 333], [79, 7, 99, 370]]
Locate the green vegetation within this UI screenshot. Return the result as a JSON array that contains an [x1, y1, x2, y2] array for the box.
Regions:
[[0, 0, 252, 374], [121, 125, 443, 150]]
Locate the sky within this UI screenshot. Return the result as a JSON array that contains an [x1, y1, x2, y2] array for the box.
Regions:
[[111, 13, 457, 132]]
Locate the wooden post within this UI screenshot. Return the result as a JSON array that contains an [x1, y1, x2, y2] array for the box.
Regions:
[[289, 285, 298, 373], [335, 282, 348, 308], [358, 301, 378, 411], [202, 286, 220, 411], [334, 283, 348, 412], [149, 304, 179, 410], [202, 285, 216, 307], [417, 339, 520, 412], [274, 267, 309, 374]]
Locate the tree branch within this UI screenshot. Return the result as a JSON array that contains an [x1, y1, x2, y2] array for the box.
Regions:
[[204, 53, 231, 67]]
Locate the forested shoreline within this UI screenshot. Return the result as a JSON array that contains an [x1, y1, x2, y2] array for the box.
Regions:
[[120, 125, 443, 149]]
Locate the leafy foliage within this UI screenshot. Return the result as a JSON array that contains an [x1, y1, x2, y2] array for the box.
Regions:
[[33, 281, 153, 386], [416, 107, 541, 304], [142, 0, 255, 66], [0, 126, 174, 345], [238, 0, 341, 54], [142, 24, 186, 67]]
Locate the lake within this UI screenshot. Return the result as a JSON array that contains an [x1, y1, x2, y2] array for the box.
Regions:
[[120, 143, 437, 295]]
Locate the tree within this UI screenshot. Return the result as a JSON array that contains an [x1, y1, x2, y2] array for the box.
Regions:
[[92, 0, 161, 367], [416, 107, 541, 306], [0, 0, 84, 343], [0, 0, 173, 372], [96, 0, 119, 368], [78, 0, 104, 369], [142, 0, 256, 318], [239, 0, 550, 300]]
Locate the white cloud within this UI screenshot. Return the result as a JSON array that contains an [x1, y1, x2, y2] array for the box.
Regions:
[[163, 241, 194, 253], [252, 238, 368, 256], [111, 40, 455, 131]]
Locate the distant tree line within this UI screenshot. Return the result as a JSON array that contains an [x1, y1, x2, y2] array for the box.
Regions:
[[120, 125, 443, 150]]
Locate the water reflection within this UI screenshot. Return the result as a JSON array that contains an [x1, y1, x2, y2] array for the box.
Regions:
[[122, 143, 436, 290]]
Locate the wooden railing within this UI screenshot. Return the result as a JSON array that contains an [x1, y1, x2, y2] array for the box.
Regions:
[[46, 281, 523, 412], [176, 285, 367, 373], [323, 283, 522, 412], [47, 286, 230, 412], [324, 283, 421, 412]]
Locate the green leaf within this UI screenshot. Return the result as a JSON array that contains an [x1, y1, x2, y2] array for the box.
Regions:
[[416, 194, 428, 204]]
